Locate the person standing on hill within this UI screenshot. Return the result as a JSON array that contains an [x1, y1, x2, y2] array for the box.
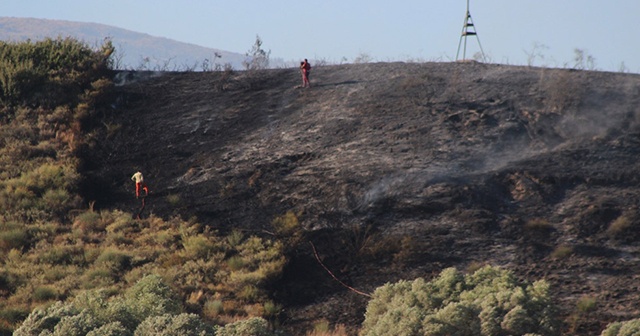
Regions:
[[300, 59, 311, 87], [131, 171, 149, 198]]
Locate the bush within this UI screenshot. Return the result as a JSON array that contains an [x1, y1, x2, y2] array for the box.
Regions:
[[33, 286, 58, 302], [52, 309, 100, 336], [121, 274, 182, 326], [550, 244, 574, 259], [15, 275, 188, 335], [86, 322, 131, 336], [73, 210, 102, 233], [0, 38, 112, 106], [82, 268, 116, 289], [606, 212, 636, 239], [203, 300, 224, 319], [0, 221, 28, 252], [133, 313, 216, 336], [601, 318, 640, 336], [271, 211, 300, 237], [12, 301, 78, 336], [95, 248, 132, 272], [361, 265, 560, 336], [0, 307, 29, 325], [217, 317, 273, 336], [182, 235, 217, 260]]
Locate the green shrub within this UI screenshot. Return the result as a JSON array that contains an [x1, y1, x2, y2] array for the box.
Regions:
[[237, 285, 260, 303], [52, 309, 100, 336], [82, 268, 115, 289], [217, 317, 273, 336], [38, 245, 84, 265], [12, 301, 78, 336], [86, 322, 131, 336], [602, 318, 640, 336], [576, 295, 597, 313], [226, 230, 244, 248], [182, 235, 217, 259], [18, 162, 78, 194], [271, 211, 300, 236], [41, 188, 72, 214], [262, 300, 281, 319], [0, 307, 29, 325], [15, 275, 187, 335], [227, 256, 245, 271], [606, 213, 635, 239], [203, 300, 224, 318], [122, 274, 182, 325], [361, 266, 560, 336], [33, 286, 58, 302], [133, 313, 216, 336], [569, 295, 599, 333], [0, 222, 28, 252], [104, 211, 137, 234], [73, 211, 102, 233], [0, 38, 113, 106], [311, 319, 330, 333], [95, 248, 132, 272], [550, 244, 573, 259]]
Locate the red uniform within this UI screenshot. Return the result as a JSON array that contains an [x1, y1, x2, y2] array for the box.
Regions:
[[301, 59, 311, 87]]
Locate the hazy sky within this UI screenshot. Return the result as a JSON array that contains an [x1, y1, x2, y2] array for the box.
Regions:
[[3, 1, 638, 72]]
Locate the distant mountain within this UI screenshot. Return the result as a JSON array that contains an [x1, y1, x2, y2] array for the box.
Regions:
[[0, 17, 246, 70]]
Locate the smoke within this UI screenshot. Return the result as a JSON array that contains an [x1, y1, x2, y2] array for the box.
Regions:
[[358, 165, 469, 211], [357, 128, 550, 212]]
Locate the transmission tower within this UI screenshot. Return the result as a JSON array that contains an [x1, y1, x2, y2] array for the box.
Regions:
[[456, 0, 486, 62]]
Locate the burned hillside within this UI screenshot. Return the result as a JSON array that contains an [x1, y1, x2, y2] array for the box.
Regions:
[[86, 62, 640, 334]]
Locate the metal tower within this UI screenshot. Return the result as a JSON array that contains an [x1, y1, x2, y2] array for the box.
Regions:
[[456, 0, 486, 62]]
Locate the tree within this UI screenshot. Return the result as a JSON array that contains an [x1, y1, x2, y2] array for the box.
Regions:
[[243, 35, 270, 71], [361, 266, 561, 336], [13, 275, 184, 335]]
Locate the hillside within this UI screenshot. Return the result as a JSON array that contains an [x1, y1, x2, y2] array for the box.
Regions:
[[86, 62, 640, 334], [0, 17, 245, 69]]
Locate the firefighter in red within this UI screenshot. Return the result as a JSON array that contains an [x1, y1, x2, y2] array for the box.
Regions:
[[131, 171, 149, 198], [300, 59, 311, 87]]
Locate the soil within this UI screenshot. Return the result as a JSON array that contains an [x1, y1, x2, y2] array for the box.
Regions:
[[84, 62, 640, 335]]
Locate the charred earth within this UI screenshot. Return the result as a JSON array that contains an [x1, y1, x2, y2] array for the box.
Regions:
[[84, 62, 640, 335]]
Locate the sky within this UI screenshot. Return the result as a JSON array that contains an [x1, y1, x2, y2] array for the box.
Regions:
[[2, 0, 639, 73]]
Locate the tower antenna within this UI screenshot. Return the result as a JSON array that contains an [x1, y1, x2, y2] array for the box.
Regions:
[[456, 0, 486, 62]]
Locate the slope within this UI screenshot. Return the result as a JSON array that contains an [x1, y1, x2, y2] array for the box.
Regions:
[[85, 62, 640, 334]]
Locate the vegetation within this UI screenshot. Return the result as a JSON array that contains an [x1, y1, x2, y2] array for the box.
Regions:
[[0, 38, 115, 334], [242, 35, 270, 71], [0, 38, 287, 335], [602, 318, 640, 336], [13, 274, 277, 336], [360, 265, 561, 336], [2, 36, 638, 335]]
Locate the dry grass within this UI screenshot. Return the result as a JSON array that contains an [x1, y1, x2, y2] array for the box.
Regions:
[[306, 320, 350, 336], [550, 244, 574, 260], [606, 212, 635, 238]]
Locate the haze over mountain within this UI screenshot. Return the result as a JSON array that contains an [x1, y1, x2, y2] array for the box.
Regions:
[[0, 17, 246, 70]]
